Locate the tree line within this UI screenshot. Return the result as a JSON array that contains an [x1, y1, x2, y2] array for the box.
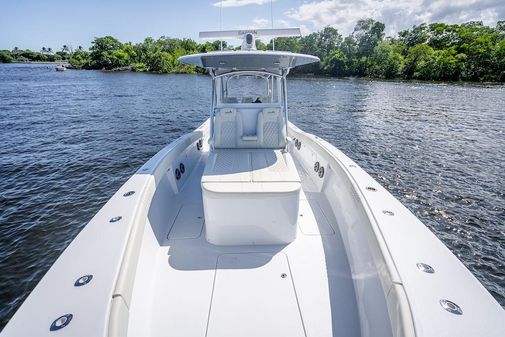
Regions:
[[275, 19, 505, 82], [0, 45, 78, 63], [1, 19, 504, 81]]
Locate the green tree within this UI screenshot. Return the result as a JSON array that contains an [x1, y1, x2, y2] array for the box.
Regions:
[[266, 37, 302, 53], [255, 39, 267, 51], [350, 19, 386, 76], [493, 39, 505, 81], [427, 23, 459, 50], [172, 48, 197, 73], [399, 24, 429, 51], [199, 41, 218, 53], [212, 40, 228, 51], [323, 49, 348, 76], [353, 19, 385, 57], [0, 50, 15, 63], [317, 27, 343, 59], [339, 36, 359, 74], [404, 44, 436, 80], [47, 53, 62, 62], [20, 50, 47, 61], [69, 50, 91, 69], [148, 50, 174, 72], [431, 48, 464, 80], [368, 41, 403, 79], [89, 36, 124, 69], [457, 22, 499, 81], [121, 43, 137, 63], [134, 37, 157, 68]]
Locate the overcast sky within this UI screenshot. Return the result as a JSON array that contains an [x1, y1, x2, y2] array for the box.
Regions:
[[1, 0, 503, 50]]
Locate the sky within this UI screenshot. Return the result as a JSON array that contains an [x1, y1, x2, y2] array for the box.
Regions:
[[1, 0, 504, 51]]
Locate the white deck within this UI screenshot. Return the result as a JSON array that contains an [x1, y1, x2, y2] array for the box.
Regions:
[[127, 153, 361, 337], [4, 124, 505, 337]]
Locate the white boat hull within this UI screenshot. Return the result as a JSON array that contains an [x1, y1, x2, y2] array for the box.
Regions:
[[2, 120, 504, 337]]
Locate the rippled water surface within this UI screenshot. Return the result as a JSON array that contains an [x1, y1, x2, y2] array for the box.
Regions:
[[1, 64, 504, 328]]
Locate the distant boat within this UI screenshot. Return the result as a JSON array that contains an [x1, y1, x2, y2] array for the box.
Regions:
[[55, 64, 66, 71]]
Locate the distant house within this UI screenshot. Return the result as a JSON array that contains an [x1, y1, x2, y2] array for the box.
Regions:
[[16, 56, 29, 62]]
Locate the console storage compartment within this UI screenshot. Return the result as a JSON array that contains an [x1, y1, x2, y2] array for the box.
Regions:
[[202, 149, 300, 245]]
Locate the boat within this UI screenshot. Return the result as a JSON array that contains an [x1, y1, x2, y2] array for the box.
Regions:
[[2, 29, 504, 337], [55, 64, 66, 71]]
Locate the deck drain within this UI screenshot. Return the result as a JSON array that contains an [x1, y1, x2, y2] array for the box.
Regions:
[[416, 263, 435, 274], [109, 216, 122, 223], [366, 186, 377, 192], [281, 273, 287, 279], [50, 314, 73, 331], [123, 191, 135, 197], [440, 299, 463, 315], [74, 274, 93, 287], [382, 210, 395, 216], [314, 161, 320, 172]]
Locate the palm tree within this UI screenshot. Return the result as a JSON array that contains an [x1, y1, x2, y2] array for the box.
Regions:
[[78, 45, 83, 51], [47, 47, 53, 54], [41, 47, 47, 54], [62, 45, 69, 53]]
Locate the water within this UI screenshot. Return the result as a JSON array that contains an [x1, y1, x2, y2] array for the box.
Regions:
[[0, 64, 504, 328]]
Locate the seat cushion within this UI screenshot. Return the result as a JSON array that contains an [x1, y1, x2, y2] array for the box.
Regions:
[[257, 108, 286, 149], [202, 149, 300, 186], [214, 108, 242, 148], [202, 150, 251, 183]]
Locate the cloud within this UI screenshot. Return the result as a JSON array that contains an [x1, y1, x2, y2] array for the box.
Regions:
[[249, 17, 292, 28], [285, 0, 505, 36], [275, 19, 292, 28], [252, 17, 270, 28], [213, 0, 276, 8]]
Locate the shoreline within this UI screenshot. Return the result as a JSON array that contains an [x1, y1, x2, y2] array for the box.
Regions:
[[2, 62, 504, 86], [6, 61, 70, 64]]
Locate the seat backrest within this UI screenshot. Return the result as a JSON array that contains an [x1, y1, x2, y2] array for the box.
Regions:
[[214, 108, 242, 148], [257, 108, 286, 149]]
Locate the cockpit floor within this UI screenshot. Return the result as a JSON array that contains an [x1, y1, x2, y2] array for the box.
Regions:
[[127, 154, 361, 337]]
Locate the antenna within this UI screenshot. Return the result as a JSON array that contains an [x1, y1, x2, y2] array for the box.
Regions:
[[219, 1, 223, 50], [270, 0, 275, 51]]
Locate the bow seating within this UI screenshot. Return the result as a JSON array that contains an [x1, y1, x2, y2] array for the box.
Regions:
[[202, 107, 300, 245]]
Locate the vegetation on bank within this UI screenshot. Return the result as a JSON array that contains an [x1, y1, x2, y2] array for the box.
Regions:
[[1, 19, 504, 81], [0, 45, 77, 63]]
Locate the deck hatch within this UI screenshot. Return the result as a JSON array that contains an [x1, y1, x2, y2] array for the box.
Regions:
[[167, 204, 204, 240], [206, 253, 306, 337]]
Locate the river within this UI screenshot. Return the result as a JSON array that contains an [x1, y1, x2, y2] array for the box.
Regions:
[[0, 63, 504, 329]]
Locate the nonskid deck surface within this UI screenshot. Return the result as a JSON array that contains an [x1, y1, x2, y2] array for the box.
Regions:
[[128, 154, 360, 337]]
